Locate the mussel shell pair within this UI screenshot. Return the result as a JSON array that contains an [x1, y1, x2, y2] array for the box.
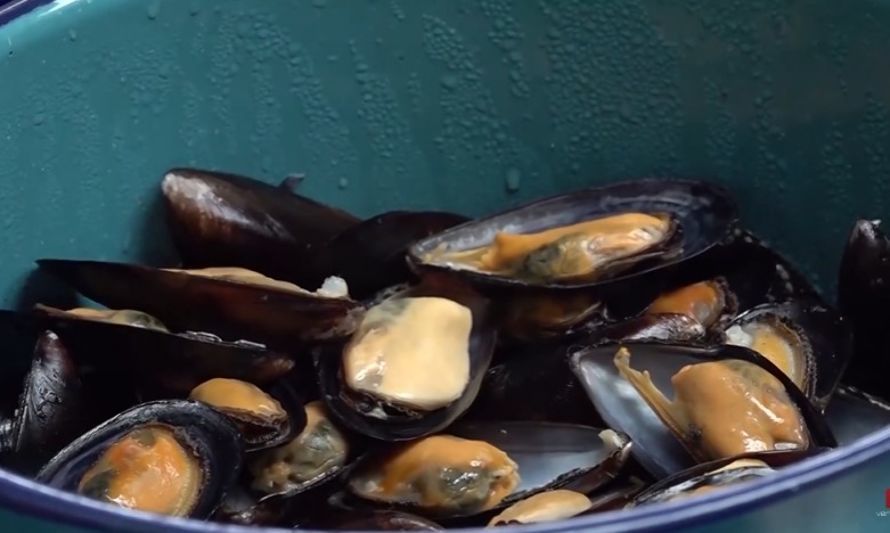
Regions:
[[408, 178, 738, 290], [37, 400, 243, 519], [0, 308, 293, 393], [316, 275, 497, 441], [37, 259, 361, 347], [571, 342, 837, 479], [163, 168, 469, 299]]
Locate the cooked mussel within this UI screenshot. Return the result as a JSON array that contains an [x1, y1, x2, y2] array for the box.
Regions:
[[38, 260, 361, 346], [409, 179, 737, 289], [189, 378, 306, 451], [317, 276, 496, 441], [644, 278, 736, 331], [721, 301, 850, 409], [348, 434, 519, 517], [499, 290, 606, 341], [248, 400, 352, 500], [162, 168, 360, 282], [487, 490, 592, 527], [570, 342, 835, 478], [37, 400, 243, 519], [0, 331, 86, 472], [12, 306, 293, 392]]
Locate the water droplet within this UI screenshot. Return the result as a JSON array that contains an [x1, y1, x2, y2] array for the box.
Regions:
[[189, 2, 200, 16], [312, 0, 327, 7], [146, 0, 161, 20], [440, 74, 458, 90], [68, 29, 77, 41], [33, 114, 45, 126], [356, 72, 372, 84], [505, 168, 521, 192], [338, 178, 349, 189]]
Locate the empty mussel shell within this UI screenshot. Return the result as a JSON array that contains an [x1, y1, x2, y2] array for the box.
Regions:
[[37, 400, 243, 519], [189, 378, 307, 451], [570, 342, 836, 479], [11, 306, 294, 392], [303, 210, 470, 300], [162, 168, 360, 282], [38, 260, 361, 346], [826, 385, 890, 446], [629, 449, 819, 507], [316, 276, 496, 441], [0, 331, 86, 473], [408, 179, 737, 290], [721, 300, 851, 409]]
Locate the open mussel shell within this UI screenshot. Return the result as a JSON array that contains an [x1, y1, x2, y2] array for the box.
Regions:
[[486, 489, 593, 527], [189, 378, 307, 452], [721, 300, 851, 410], [408, 178, 737, 290], [838, 219, 890, 400], [314, 510, 444, 531], [826, 385, 890, 446], [303, 210, 470, 300], [38, 259, 361, 346], [247, 400, 356, 502], [451, 422, 632, 503], [0, 331, 86, 473], [570, 342, 836, 479], [629, 449, 820, 507], [316, 275, 497, 441], [37, 400, 243, 519], [162, 168, 360, 282], [11, 307, 293, 392]]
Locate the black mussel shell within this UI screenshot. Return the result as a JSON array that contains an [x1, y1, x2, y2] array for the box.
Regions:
[[570, 342, 836, 479], [316, 275, 497, 441], [498, 289, 608, 342], [213, 486, 285, 526], [467, 340, 601, 426], [303, 211, 470, 300], [657, 228, 821, 313], [315, 510, 443, 531], [38, 259, 361, 346], [190, 378, 307, 452], [37, 400, 243, 519], [838, 219, 890, 400], [9, 307, 293, 393], [826, 385, 890, 446], [408, 178, 737, 290], [629, 449, 820, 507], [721, 300, 851, 410], [161, 168, 360, 282], [451, 422, 632, 503], [0, 331, 86, 473]]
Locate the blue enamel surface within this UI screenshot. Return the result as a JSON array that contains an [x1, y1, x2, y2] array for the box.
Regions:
[[2, 0, 890, 531]]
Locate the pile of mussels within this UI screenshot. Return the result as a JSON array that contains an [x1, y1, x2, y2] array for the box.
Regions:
[[1, 169, 889, 530]]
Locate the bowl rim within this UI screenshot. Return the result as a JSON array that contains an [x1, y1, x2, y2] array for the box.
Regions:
[[0, 424, 888, 532], [0, 0, 53, 26]]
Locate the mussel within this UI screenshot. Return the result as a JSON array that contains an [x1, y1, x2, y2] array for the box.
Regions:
[[247, 400, 353, 500], [162, 168, 360, 283], [838, 219, 890, 400], [38, 260, 361, 346], [571, 342, 836, 478], [317, 276, 497, 441], [0, 331, 86, 472], [10, 306, 293, 392], [189, 378, 306, 451], [37, 400, 243, 519], [409, 179, 737, 289]]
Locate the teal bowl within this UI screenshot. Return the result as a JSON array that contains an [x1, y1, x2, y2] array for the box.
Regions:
[[2, 0, 890, 531]]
